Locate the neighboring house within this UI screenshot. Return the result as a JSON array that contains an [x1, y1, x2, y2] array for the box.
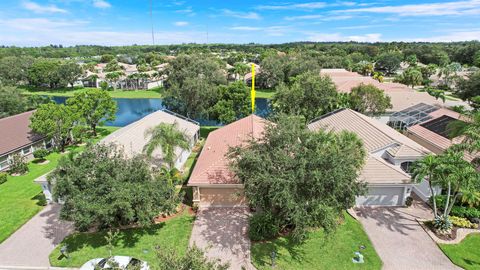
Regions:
[[101, 109, 200, 170], [0, 111, 51, 172], [308, 108, 432, 206], [188, 115, 269, 208], [405, 106, 479, 165], [320, 69, 468, 123]]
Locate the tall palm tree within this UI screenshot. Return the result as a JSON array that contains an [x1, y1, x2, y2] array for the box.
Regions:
[[411, 155, 440, 218], [448, 111, 480, 154], [143, 122, 190, 169]]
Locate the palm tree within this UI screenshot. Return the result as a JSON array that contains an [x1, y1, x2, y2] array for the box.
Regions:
[[411, 155, 440, 218], [448, 111, 480, 154], [143, 122, 190, 169]]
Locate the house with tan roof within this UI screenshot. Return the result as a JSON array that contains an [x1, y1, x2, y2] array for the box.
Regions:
[[101, 109, 200, 170], [404, 106, 479, 164], [188, 115, 268, 208], [320, 69, 468, 121], [0, 111, 51, 171], [308, 108, 433, 206]]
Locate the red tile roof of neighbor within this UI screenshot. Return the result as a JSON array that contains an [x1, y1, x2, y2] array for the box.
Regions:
[[0, 111, 44, 156], [188, 115, 269, 185]]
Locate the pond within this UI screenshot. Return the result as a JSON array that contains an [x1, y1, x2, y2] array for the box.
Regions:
[[51, 96, 271, 127]]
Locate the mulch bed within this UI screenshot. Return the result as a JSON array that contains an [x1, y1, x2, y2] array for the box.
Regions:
[[422, 220, 458, 241], [154, 204, 195, 223]]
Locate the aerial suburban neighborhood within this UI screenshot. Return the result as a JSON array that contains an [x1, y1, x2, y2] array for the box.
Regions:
[[0, 0, 480, 270]]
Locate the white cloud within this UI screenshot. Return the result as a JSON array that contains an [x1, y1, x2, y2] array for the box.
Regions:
[[0, 18, 88, 31], [93, 0, 111, 9], [174, 21, 189, 26], [284, 14, 352, 21], [222, 9, 261, 19], [22, 1, 68, 14], [341, 0, 480, 16], [306, 32, 382, 42], [257, 2, 327, 10], [230, 26, 262, 31]]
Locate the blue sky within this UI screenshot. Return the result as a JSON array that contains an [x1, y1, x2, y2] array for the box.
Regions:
[[0, 0, 479, 46]]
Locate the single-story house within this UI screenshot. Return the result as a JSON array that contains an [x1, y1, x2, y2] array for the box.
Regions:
[[320, 69, 468, 123], [0, 111, 51, 171], [308, 108, 433, 206], [101, 109, 200, 170], [405, 106, 479, 165], [188, 115, 269, 208]]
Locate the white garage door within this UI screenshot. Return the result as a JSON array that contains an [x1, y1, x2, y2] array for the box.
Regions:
[[356, 186, 405, 206]]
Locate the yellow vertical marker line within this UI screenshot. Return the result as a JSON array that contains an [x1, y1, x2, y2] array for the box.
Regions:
[[251, 64, 256, 114]]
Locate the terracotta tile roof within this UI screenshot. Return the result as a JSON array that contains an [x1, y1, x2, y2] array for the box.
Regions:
[[188, 115, 269, 185], [308, 109, 430, 184], [0, 111, 45, 156]]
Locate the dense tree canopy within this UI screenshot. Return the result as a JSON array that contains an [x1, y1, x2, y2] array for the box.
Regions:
[[456, 71, 480, 102], [209, 81, 250, 124], [66, 88, 117, 136], [0, 86, 50, 118], [230, 116, 367, 241], [349, 84, 392, 115], [272, 72, 338, 121], [375, 52, 402, 75], [51, 144, 181, 231], [163, 55, 226, 118]]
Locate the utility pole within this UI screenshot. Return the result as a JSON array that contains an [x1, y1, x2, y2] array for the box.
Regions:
[[149, 0, 155, 45]]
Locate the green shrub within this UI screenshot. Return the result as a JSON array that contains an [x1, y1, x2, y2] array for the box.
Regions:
[[33, 149, 49, 160], [433, 216, 452, 233], [0, 172, 7, 185], [450, 206, 480, 220], [405, 196, 414, 207], [248, 212, 280, 241], [449, 216, 477, 229], [9, 154, 28, 175], [99, 81, 108, 90]]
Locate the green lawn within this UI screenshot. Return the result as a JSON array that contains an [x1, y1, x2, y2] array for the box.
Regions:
[[21, 87, 162, 99], [439, 233, 480, 270], [200, 126, 220, 138], [0, 126, 119, 244], [49, 211, 195, 267], [256, 89, 275, 99], [251, 213, 382, 270]]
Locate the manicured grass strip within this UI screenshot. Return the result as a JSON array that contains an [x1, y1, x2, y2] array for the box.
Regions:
[[256, 89, 275, 99], [0, 127, 119, 244], [200, 126, 220, 139], [49, 211, 195, 267], [439, 233, 480, 270], [251, 212, 382, 270], [22, 87, 162, 99]]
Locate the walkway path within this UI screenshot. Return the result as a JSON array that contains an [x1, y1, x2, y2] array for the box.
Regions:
[[189, 208, 255, 270], [354, 199, 461, 270], [0, 204, 73, 268]]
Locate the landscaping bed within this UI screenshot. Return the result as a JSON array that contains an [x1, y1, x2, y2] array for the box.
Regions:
[[251, 212, 382, 270], [49, 210, 195, 267]]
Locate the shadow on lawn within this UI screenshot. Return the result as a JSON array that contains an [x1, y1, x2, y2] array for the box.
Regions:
[[61, 223, 166, 253], [31, 192, 47, 206], [252, 236, 307, 267]]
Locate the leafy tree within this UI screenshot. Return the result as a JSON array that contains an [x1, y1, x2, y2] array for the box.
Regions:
[[399, 67, 423, 88], [272, 72, 338, 122], [456, 71, 480, 102], [425, 87, 446, 103], [30, 103, 76, 152], [405, 54, 418, 67], [104, 59, 122, 72], [354, 61, 374, 76], [51, 144, 181, 231], [448, 111, 480, 154], [375, 52, 402, 75], [100, 54, 115, 63], [105, 71, 124, 89], [0, 56, 34, 85], [209, 81, 250, 124], [258, 55, 285, 88], [66, 88, 117, 136], [163, 55, 226, 118], [58, 62, 83, 87], [419, 64, 438, 85], [232, 62, 249, 81], [474, 51, 480, 68], [349, 84, 392, 115], [439, 62, 462, 89], [143, 123, 191, 169], [0, 86, 27, 118], [27, 58, 63, 88], [230, 116, 367, 241], [9, 153, 28, 175], [156, 245, 229, 270]]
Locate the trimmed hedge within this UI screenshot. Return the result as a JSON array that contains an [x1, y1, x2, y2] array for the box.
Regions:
[[0, 173, 6, 185]]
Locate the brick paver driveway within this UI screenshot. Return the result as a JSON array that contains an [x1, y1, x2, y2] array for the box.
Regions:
[[0, 204, 73, 268], [189, 208, 254, 270], [354, 199, 461, 270]]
